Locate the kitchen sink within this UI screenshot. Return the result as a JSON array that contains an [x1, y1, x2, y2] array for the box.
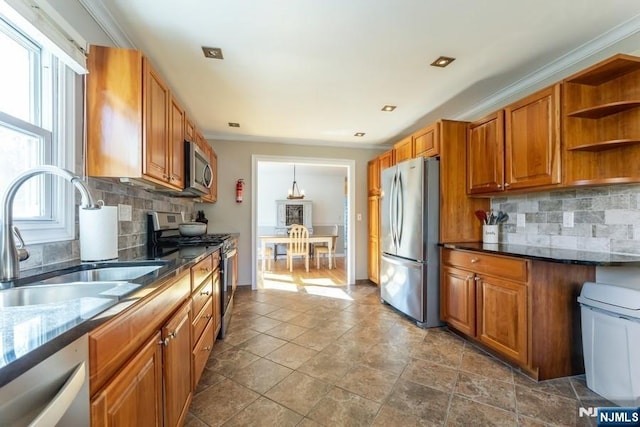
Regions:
[[0, 281, 141, 307], [36, 264, 163, 285]]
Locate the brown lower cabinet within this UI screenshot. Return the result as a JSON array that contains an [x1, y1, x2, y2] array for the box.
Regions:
[[89, 253, 221, 427], [440, 248, 594, 380]]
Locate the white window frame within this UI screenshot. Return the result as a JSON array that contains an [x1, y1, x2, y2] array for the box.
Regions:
[[0, 14, 77, 244]]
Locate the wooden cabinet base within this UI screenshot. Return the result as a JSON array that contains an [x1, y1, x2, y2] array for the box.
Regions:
[[441, 248, 594, 380], [91, 332, 163, 427]]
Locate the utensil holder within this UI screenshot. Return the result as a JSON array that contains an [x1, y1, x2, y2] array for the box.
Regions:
[[482, 224, 499, 244]]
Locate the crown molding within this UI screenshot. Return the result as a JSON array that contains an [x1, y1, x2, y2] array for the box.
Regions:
[[454, 13, 640, 121], [204, 132, 387, 150], [77, 0, 136, 48]]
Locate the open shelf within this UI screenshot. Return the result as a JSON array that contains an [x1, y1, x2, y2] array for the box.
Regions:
[[566, 101, 640, 118], [566, 138, 640, 152], [566, 54, 640, 86]]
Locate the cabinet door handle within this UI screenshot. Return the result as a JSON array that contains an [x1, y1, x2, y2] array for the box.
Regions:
[[203, 345, 212, 351], [466, 275, 474, 280], [497, 184, 502, 188], [470, 258, 479, 263], [159, 337, 170, 346], [474, 276, 481, 281], [504, 182, 510, 188], [201, 267, 210, 273], [200, 290, 211, 296], [205, 314, 212, 320]]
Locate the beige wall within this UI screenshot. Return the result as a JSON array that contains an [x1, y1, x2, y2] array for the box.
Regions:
[[197, 139, 383, 286]]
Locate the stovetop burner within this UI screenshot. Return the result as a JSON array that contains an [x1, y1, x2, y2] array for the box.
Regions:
[[147, 212, 235, 258]]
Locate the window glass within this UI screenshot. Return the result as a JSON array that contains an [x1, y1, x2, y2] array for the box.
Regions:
[[0, 14, 74, 242]]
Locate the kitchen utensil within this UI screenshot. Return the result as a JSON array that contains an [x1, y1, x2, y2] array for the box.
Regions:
[[496, 211, 509, 224], [474, 210, 487, 224], [178, 222, 207, 236]]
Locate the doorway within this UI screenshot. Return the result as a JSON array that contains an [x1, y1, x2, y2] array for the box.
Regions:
[[250, 155, 356, 289]]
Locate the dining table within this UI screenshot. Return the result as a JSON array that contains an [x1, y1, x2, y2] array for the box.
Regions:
[[259, 233, 337, 270]]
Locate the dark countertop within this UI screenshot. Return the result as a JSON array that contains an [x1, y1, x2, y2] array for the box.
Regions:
[[441, 242, 640, 266], [0, 244, 222, 387]]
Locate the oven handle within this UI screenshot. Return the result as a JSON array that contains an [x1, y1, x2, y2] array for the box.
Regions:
[[223, 248, 237, 259]]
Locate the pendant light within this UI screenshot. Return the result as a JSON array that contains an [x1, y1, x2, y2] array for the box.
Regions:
[[286, 165, 305, 199]]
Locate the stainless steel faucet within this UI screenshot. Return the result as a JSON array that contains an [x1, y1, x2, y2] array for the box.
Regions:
[[1, 165, 100, 282]]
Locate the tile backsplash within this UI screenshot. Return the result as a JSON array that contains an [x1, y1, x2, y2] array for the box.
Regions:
[[491, 184, 640, 255], [20, 178, 196, 272]]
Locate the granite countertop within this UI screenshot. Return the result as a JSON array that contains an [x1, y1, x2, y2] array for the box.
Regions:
[[441, 242, 640, 266], [0, 244, 221, 387]]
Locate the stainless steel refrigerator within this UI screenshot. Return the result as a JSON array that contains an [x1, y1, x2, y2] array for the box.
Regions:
[[380, 156, 442, 327]]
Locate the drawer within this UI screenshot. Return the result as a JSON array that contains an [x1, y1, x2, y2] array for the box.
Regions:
[[192, 318, 214, 389], [191, 254, 213, 292], [192, 296, 213, 345], [192, 279, 212, 318], [442, 249, 528, 283]]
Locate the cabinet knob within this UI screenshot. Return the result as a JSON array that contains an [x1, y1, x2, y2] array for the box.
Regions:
[[162, 174, 169, 180], [504, 183, 510, 188], [201, 267, 210, 273], [203, 345, 212, 351], [470, 258, 479, 263], [497, 184, 502, 188], [466, 275, 474, 280], [159, 337, 170, 346], [205, 314, 212, 320]]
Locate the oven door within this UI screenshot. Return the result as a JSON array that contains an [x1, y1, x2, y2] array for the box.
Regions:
[[222, 248, 238, 311]]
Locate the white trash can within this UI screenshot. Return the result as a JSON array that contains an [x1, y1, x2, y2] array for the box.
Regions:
[[578, 281, 640, 406]]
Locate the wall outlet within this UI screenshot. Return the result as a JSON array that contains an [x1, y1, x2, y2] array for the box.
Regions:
[[118, 204, 132, 221], [356, 213, 362, 221], [517, 213, 526, 228], [563, 211, 574, 228]]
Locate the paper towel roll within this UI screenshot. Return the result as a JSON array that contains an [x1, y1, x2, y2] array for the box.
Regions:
[[79, 206, 118, 261]]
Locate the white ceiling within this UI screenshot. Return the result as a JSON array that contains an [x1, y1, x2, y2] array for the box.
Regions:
[[86, 1, 640, 148]]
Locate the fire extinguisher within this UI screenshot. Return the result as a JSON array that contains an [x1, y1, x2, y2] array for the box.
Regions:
[[236, 179, 244, 203]]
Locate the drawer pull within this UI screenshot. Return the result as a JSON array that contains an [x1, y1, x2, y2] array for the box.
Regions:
[[203, 345, 212, 351], [200, 290, 211, 296], [470, 258, 479, 263]]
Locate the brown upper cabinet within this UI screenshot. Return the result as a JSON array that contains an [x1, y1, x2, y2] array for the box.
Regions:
[[414, 123, 440, 158], [185, 116, 196, 142], [563, 54, 640, 185], [393, 136, 413, 163], [392, 123, 441, 164], [378, 149, 394, 170], [467, 84, 561, 195], [505, 84, 561, 190], [467, 111, 505, 194], [87, 45, 186, 191]]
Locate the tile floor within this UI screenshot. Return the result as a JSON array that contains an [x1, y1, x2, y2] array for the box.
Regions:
[[186, 283, 611, 426]]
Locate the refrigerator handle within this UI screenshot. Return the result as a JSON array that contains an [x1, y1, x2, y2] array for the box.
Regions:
[[389, 172, 397, 248], [397, 170, 404, 247]]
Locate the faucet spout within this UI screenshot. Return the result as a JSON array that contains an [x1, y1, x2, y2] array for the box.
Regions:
[[1, 165, 100, 282]]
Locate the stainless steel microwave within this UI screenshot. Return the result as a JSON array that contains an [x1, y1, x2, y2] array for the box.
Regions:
[[184, 140, 212, 196]]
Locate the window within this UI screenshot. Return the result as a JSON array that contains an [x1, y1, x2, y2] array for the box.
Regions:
[[0, 14, 77, 243]]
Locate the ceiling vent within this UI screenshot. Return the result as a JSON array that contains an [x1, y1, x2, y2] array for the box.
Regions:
[[202, 46, 224, 59]]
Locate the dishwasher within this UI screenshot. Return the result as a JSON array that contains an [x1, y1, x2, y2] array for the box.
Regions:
[[0, 334, 89, 426]]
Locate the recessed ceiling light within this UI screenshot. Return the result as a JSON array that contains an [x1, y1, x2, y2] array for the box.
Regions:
[[381, 105, 396, 112], [202, 46, 224, 59], [430, 56, 455, 67], [228, 122, 240, 127], [354, 132, 365, 137]]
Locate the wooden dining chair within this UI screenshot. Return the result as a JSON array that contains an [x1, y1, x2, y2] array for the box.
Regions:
[[287, 224, 310, 272], [315, 224, 338, 269]]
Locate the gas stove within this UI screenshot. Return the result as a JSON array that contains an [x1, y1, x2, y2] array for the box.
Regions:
[[147, 212, 234, 257]]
